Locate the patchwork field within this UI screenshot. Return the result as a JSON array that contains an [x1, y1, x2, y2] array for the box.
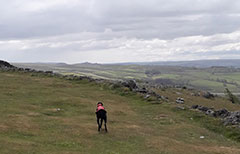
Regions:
[[1, 71, 240, 154]]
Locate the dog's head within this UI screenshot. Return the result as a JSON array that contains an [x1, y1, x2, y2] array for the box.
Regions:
[[97, 102, 103, 107]]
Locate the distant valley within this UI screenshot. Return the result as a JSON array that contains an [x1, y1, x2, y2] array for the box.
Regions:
[[13, 59, 240, 93]]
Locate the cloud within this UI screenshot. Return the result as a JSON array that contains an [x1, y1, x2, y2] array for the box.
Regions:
[[0, 0, 240, 63], [1, 29, 240, 63], [1, 0, 240, 39]]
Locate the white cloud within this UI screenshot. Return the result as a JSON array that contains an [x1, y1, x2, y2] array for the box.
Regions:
[[0, 0, 240, 63], [1, 30, 240, 63]]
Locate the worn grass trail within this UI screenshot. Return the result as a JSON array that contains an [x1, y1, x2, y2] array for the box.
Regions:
[[0, 72, 240, 154]]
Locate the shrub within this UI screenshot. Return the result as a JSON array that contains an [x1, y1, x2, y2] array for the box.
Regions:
[[225, 88, 240, 104]]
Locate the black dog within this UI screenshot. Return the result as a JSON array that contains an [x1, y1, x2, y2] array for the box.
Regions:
[[96, 102, 108, 132]]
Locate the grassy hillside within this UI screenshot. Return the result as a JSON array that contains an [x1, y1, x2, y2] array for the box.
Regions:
[[1, 71, 240, 154], [14, 63, 240, 93]]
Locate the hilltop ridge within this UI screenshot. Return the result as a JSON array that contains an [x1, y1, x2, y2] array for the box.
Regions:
[[113, 59, 240, 68]]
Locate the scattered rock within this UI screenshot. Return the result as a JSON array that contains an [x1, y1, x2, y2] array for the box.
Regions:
[[122, 80, 138, 91], [191, 92, 201, 96], [191, 105, 199, 109], [205, 109, 215, 116], [200, 136, 205, 139], [176, 106, 185, 110], [136, 87, 148, 93], [213, 108, 229, 118], [161, 96, 169, 101], [223, 111, 240, 126], [198, 106, 209, 112], [191, 104, 240, 127], [203, 91, 215, 99], [176, 97, 184, 104], [144, 95, 151, 99]]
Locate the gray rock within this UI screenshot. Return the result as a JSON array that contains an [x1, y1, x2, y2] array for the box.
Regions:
[[198, 106, 209, 112], [191, 92, 201, 96], [176, 97, 184, 104], [191, 105, 199, 109], [203, 91, 215, 99], [136, 88, 148, 93], [205, 109, 215, 116], [224, 111, 240, 125], [188, 104, 240, 127], [122, 80, 138, 91], [213, 108, 229, 118], [144, 95, 151, 99], [176, 106, 185, 110]]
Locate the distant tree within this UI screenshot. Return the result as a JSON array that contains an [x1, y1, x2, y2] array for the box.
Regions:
[[224, 88, 240, 104]]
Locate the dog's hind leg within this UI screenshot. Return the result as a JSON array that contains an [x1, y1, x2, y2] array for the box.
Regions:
[[97, 117, 101, 132], [104, 123, 108, 132], [99, 118, 103, 131], [104, 117, 108, 132]]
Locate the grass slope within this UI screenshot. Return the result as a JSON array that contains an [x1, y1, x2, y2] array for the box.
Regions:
[[0, 71, 240, 154], [14, 63, 240, 93]]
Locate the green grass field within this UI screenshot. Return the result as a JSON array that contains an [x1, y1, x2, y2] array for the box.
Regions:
[[1, 71, 240, 154]]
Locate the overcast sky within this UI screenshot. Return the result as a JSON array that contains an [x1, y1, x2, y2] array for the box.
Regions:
[[1, 0, 240, 63]]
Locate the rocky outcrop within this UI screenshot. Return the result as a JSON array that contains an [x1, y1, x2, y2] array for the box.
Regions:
[[203, 91, 215, 99], [116, 79, 168, 101], [191, 105, 240, 127], [121, 80, 138, 91], [214, 109, 230, 118], [224, 111, 240, 126], [0, 60, 15, 69]]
